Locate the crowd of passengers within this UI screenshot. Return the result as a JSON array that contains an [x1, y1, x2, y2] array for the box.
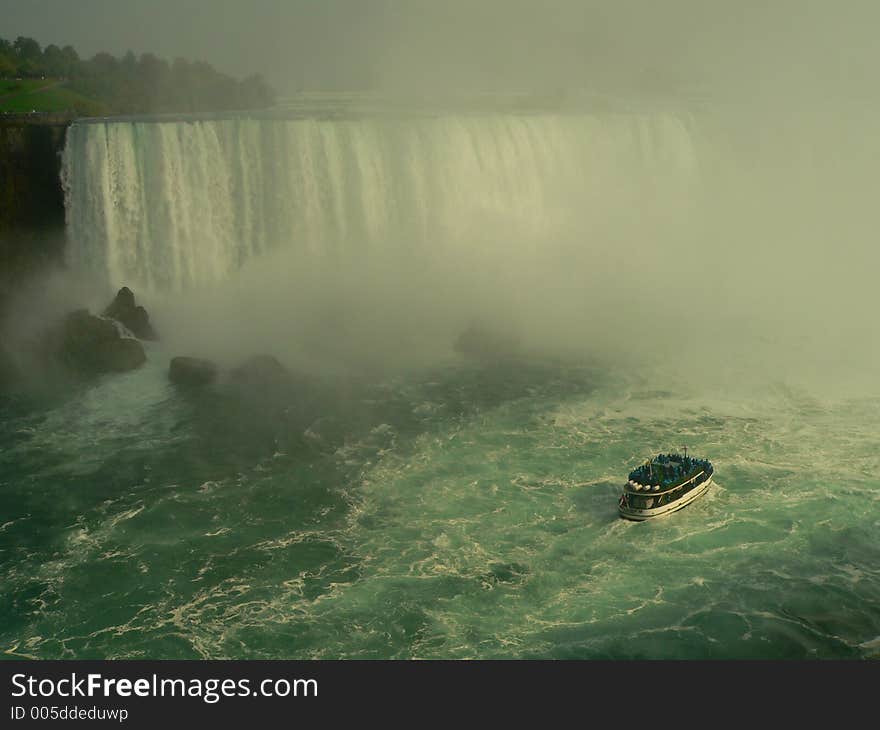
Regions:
[[628, 453, 712, 488]]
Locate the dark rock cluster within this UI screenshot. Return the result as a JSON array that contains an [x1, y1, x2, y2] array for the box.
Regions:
[[53, 309, 146, 374], [24, 286, 155, 380], [2, 283, 304, 401], [167, 353, 291, 390], [169, 356, 218, 386], [103, 286, 158, 340], [230, 354, 289, 387]]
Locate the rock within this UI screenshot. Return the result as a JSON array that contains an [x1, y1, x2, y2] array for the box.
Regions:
[[103, 287, 157, 340], [52, 309, 146, 374], [169, 356, 218, 386], [230, 354, 290, 387], [98, 338, 147, 372]]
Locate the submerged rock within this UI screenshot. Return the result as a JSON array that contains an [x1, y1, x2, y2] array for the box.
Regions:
[[169, 356, 218, 386], [230, 354, 290, 387], [53, 309, 146, 374], [103, 287, 157, 340]]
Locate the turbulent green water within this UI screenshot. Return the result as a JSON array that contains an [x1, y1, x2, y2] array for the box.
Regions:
[[2, 349, 878, 659], [5, 99, 880, 659]]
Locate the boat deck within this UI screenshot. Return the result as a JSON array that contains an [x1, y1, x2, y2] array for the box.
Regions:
[[619, 453, 714, 520]]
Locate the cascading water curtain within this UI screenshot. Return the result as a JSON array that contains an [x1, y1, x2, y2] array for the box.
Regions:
[[62, 113, 700, 293]]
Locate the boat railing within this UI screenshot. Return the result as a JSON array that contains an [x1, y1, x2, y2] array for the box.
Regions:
[[628, 469, 709, 496]]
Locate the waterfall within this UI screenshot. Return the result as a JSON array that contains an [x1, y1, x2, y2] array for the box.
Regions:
[[61, 112, 701, 292]]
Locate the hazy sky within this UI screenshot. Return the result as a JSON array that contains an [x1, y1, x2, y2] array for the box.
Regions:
[[2, 0, 878, 96]]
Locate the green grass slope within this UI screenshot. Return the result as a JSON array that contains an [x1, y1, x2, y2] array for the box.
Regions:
[[0, 78, 106, 115]]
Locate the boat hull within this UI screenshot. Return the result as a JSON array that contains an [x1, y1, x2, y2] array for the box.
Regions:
[[618, 475, 713, 521]]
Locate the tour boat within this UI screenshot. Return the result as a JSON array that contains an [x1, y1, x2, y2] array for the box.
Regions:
[[618, 452, 714, 521]]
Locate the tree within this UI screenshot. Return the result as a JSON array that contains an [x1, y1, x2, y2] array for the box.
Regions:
[[121, 50, 137, 73], [0, 34, 275, 113], [89, 52, 119, 74], [13, 36, 41, 62], [0, 54, 15, 79], [17, 59, 42, 78], [61, 45, 80, 77], [139, 53, 171, 111], [240, 73, 275, 108], [42, 44, 67, 77]]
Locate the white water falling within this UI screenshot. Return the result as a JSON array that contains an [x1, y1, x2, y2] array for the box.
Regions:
[[61, 112, 701, 292]]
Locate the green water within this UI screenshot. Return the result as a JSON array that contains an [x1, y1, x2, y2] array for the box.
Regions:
[[1, 348, 878, 659]]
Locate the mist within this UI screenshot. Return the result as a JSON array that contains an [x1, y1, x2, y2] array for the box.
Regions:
[[4, 1, 880, 398], [30, 99, 871, 405], [3, 1, 879, 99], [6, 1, 880, 666]]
